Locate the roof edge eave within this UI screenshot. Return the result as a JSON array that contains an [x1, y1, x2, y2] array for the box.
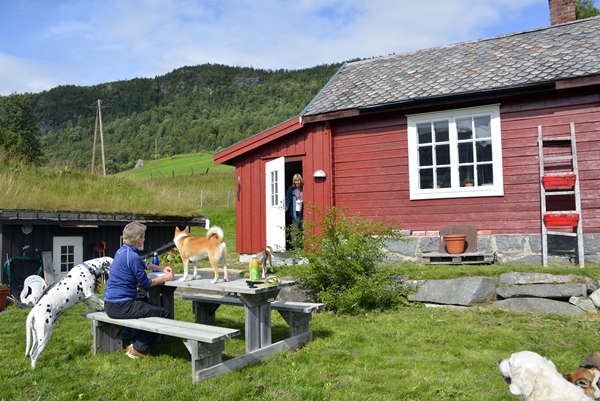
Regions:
[[213, 116, 303, 166]]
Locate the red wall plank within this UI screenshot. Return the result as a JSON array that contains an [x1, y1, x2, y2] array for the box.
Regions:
[[232, 87, 600, 254], [329, 89, 600, 235]]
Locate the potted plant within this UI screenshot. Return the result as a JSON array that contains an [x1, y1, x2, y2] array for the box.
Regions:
[[542, 173, 576, 188], [437, 179, 443, 188], [543, 211, 580, 227], [464, 178, 474, 187], [0, 283, 10, 311]]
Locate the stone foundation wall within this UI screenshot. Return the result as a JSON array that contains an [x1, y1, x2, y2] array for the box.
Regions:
[[385, 232, 600, 265]]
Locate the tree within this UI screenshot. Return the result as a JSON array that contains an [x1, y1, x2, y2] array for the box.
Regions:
[[577, 0, 600, 19], [0, 93, 43, 164]]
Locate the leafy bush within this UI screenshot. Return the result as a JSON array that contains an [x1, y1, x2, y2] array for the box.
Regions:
[[290, 206, 416, 315]]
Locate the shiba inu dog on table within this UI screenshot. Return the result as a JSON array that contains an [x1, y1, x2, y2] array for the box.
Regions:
[[173, 226, 228, 283]]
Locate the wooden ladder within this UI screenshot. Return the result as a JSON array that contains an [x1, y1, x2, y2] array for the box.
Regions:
[[538, 122, 584, 267]]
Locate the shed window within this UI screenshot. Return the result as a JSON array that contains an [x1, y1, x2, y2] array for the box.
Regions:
[[59, 245, 75, 273], [407, 105, 504, 200]]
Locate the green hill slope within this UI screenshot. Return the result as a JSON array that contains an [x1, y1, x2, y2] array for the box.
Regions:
[[29, 63, 341, 173], [118, 153, 233, 181]]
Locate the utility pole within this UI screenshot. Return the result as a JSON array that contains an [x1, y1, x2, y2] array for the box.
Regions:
[[91, 106, 98, 174], [91, 100, 107, 176]]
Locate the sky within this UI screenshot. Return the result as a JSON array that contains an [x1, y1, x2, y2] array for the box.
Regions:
[[0, 0, 552, 96]]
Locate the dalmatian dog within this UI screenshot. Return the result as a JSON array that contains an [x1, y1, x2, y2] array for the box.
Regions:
[[25, 257, 113, 369]]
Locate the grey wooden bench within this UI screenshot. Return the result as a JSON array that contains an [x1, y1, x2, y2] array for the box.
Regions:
[[181, 293, 325, 336], [83, 311, 240, 381]]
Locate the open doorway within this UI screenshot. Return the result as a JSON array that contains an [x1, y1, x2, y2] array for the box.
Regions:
[[284, 160, 302, 250], [265, 157, 303, 253]]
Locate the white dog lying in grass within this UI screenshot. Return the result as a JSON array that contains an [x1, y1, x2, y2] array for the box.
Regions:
[[499, 351, 599, 401]]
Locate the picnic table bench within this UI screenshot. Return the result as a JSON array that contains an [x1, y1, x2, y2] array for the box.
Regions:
[[82, 311, 240, 382], [181, 293, 325, 336]]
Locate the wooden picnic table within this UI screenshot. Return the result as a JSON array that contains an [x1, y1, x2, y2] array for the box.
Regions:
[[87, 274, 320, 382], [148, 274, 297, 353]]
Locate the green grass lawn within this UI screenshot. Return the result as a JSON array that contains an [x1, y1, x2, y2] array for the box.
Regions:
[[2, 262, 600, 401], [2, 156, 600, 400]]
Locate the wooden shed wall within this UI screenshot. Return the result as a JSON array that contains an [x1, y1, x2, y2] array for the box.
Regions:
[[330, 87, 600, 234], [0, 223, 180, 263], [235, 122, 332, 255]]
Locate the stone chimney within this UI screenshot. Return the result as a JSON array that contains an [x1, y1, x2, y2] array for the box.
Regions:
[[549, 0, 577, 25]]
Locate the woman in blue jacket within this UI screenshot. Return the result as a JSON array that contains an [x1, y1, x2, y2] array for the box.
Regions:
[[285, 174, 304, 249]]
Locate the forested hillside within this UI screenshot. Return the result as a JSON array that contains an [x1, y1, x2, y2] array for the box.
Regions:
[[29, 62, 342, 172]]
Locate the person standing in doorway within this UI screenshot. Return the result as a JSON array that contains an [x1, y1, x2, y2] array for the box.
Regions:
[[285, 174, 304, 249]]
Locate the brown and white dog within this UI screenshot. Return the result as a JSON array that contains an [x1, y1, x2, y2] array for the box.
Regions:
[[564, 352, 600, 400], [499, 351, 597, 401], [173, 226, 228, 283], [257, 245, 273, 279]]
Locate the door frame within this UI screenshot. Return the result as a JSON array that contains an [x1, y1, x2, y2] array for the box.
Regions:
[[265, 157, 286, 251]]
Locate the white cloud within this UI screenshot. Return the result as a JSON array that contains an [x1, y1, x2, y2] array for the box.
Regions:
[[0, 52, 82, 94], [0, 0, 549, 96]]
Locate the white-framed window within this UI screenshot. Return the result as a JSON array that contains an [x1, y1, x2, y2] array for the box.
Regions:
[[407, 104, 504, 200]]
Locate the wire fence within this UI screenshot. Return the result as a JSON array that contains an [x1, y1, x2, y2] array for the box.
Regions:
[[171, 190, 235, 209], [148, 167, 215, 180]]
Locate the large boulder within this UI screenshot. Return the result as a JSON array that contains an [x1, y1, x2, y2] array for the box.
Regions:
[[498, 272, 574, 286], [407, 277, 497, 306], [493, 297, 586, 316], [496, 283, 586, 299]]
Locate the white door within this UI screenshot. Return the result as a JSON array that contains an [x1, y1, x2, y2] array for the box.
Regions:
[[265, 157, 286, 251], [53, 236, 83, 281]]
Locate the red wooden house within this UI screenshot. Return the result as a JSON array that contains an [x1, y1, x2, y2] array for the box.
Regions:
[[214, 11, 600, 265]]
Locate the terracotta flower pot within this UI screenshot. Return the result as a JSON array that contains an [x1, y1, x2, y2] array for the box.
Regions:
[[443, 234, 467, 254], [0, 287, 9, 311]]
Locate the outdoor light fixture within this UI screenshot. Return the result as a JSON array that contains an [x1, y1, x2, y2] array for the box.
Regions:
[[313, 170, 326, 178]]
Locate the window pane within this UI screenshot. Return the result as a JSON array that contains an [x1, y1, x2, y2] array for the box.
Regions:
[[434, 121, 449, 142], [458, 142, 473, 163], [436, 167, 451, 188], [475, 116, 491, 138], [417, 123, 432, 144], [457, 118, 472, 140], [478, 164, 494, 185], [436, 144, 450, 165], [476, 140, 493, 162], [459, 166, 474, 187], [270, 171, 278, 206], [418, 146, 432, 166], [419, 168, 433, 189]]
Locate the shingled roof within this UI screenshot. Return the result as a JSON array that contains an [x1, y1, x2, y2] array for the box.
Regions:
[[301, 16, 600, 117]]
